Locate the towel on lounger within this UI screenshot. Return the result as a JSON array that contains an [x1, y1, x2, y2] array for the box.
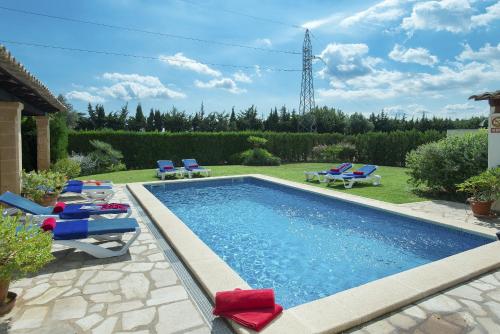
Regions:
[[62, 184, 83, 193], [67, 180, 83, 186], [52, 202, 66, 213]]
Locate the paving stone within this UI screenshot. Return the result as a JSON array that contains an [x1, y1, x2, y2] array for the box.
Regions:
[[156, 300, 205, 333], [470, 281, 496, 291], [155, 262, 170, 269], [185, 327, 212, 334], [52, 296, 88, 320], [92, 316, 118, 334], [445, 311, 477, 329], [89, 270, 124, 283], [477, 317, 500, 332], [487, 290, 500, 303], [76, 313, 103, 331], [419, 295, 462, 313], [388, 313, 417, 330], [419, 314, 462, 334], [107, 300, 144, 315], [484, 301, 500, 318], [11, 306, 48, 330], [83, 282, 120, 294], [76, 270, 97, 287], [480, 275, 500, 286], [122, 262, 154, 272], [22, 283, 50, 300], [89, 292, 122, 303], [402, 305, 427, 320], [26, 286, 72, 305], [129, 245, 148, 254], [147, 285, 189, 306], [51, 270, 77, 281], [121, 307, 156, 330], [459, 299, 488, 317], [62, 288, 81, 297], [12, 277, 33, 288], [148, 252, 165, 262], [447, 285, 484, 302], [54, 279, 73, 286], [89, 303, 105, 313], [119, 273, 150, 299], [361, 320, 396, 334], [151, 268, 178, 287]]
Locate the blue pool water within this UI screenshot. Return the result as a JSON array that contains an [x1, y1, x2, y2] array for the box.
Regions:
[[147, 178, 494, 309]]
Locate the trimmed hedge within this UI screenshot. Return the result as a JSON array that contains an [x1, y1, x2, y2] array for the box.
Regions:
[[68, 130, 444, 169]]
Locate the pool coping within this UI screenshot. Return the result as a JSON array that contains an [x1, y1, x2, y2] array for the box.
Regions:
[[127, 174, 500, 334]]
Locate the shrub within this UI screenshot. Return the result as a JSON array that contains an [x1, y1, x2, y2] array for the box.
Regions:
[[88, 140, 126, 174], [247, 136, 268, 148], [240, 148, 281, 166], [52, 158, 81, 179], [22, 170, 66, 203], [69, 153, 97, 176], [457, 167, 500, 202], [406, 131, 488, 193], [0, 214, 54, 282], [68, 130, 443, 168], [312, 143, 356, 162]]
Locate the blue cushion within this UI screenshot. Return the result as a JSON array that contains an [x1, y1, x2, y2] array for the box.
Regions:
[[0, 191, 53, 215], [53, 220, 89, 240], [67, 180, 83, 186], [63, 184, 83, 193], [87, 218, 138, 235]]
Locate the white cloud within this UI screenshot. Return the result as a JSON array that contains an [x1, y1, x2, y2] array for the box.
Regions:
[[340, 0, 409, 27], [233, 71, 252, 83], [383, 104, 430, 118], [159, 53, 221, 77], [402, 0, 474, 33], [444, 102, 475, 111], [194, 78, 246, 94], [389, 44, 438, 66], [457, 42, 500, 63], [317, 43, 381, 80], [100, 73, 185, 100], [301, 14, 340, 29], [254, 65, 262, 77], [471, 1, 500, 27], [65, 91, 105, 103], [255, 38, 272, 48]]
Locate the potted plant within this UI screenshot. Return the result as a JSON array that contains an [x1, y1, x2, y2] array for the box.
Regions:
[[457, 168, 500, 217], [0, 213, 54, 315], [22, 170, 66, 206]]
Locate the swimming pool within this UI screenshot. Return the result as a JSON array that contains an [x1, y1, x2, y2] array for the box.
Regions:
[[146, 177, 494, 309]]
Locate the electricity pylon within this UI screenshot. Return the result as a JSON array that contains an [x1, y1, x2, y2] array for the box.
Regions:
[[299, 29, 316, 132]]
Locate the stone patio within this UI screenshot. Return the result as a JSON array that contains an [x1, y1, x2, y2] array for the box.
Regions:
[[1, 187, 499, 333]]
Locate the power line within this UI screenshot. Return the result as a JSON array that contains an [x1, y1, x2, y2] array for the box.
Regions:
[[0, 39, 302, 72], [177, 0, 304, 30], [0, 5, 301, 55]]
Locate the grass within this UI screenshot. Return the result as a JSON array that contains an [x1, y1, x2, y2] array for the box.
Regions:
[[80, 163, 428, 204]]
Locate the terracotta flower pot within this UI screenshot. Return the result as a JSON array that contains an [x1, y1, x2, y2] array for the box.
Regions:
[[469, 199, 494, 217], [37, 193, 58, 206], [0, 280, 16, 316]]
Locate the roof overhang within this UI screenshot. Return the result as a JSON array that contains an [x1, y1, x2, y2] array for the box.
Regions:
[[469, 90, 500, 101], [0, 45, 66, 116]]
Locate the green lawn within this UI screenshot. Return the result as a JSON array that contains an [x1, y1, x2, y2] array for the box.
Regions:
[[80, 163, 428, 204]]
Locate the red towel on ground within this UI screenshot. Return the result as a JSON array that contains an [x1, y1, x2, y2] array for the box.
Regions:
[[223, 304, 283, 332], [41, 217, 56, 231], [52, 202, 66, 213], [98, 203, 129, 210], [213, 289, 275, 314], [353, 171, 364, 175]]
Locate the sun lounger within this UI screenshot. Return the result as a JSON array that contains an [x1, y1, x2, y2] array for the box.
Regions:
[[61, 183, 115, 202], [67, 179, 113, 186], [325, 165, 381, 189], [304, 163, 352, 182], [182, 159, 211, 178], [156, 160, 183, 180], [43, 218, 140, 258], [0, 191, 130, 220]]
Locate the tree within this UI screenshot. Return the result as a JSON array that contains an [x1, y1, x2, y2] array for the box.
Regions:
[[154, 109, 163, 131], [146, 109, 155, 131], [129, 103, 146, 131], [347, 112, 374, 134], [56, 94, 80, 129], [228, 107, 237, 131]]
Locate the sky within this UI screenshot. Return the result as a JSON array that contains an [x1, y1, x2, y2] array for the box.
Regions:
[[0, 0, 499, 118]]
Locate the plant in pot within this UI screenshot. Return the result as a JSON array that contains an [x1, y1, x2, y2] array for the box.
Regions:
[[457, 168, 500, 217], [0, 213, 54, 315], [22, 170, 66, 206]]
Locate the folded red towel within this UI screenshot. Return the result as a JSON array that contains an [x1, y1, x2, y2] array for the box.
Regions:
[[163, 166, 174, 171], [222, 304, 283, 332], [41, 217, 56, 231], [189, 164, 199, 168], [213, 289, 275, 315], [353, 171, 364, 175], [98, 203, 129, 210], [52, 202, 66, 213], [330, 168, 340, 172]]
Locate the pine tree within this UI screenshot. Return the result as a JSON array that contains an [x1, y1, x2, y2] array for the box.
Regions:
[[146, 109, 155, 131], [154, 109, 163, 131], [228, 107, 237, 131]]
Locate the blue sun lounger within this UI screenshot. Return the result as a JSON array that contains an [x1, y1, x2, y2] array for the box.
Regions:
[[61, 183, 115, 202], [182, 159, 211, 178], [0, 191, 130, 220], [67, 179, 113, 186], [49, 218, 140, 258], [156, 160, 183, 180], [325, 165, 381, 188], [304, 162, 353, 182]]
